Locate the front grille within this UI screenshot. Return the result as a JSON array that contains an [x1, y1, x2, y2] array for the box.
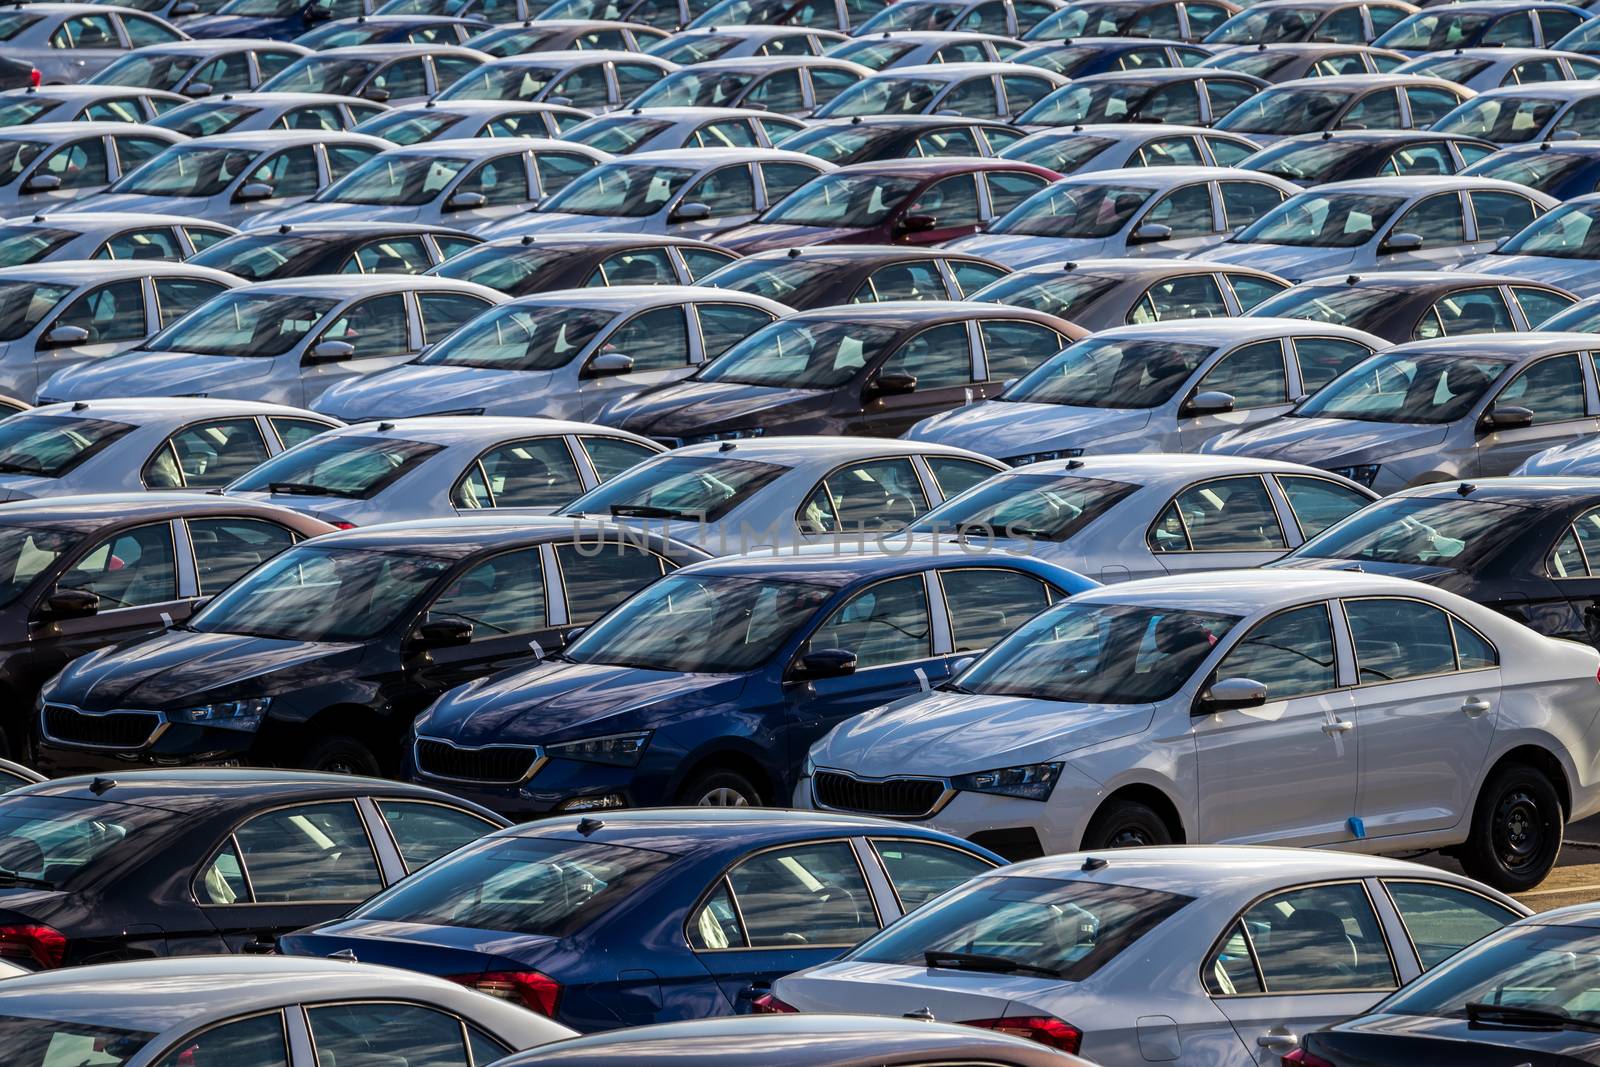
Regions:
[[415, 738, 539, 784], [814, 771, 945, 818], [43, 705, 161, 749]]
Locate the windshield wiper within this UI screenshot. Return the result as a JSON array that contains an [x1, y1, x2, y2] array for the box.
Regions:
[[0, 867, 53, 889], [609, 504, 695, 520], [1465, 1002, 1600, 1032], [0, 461, 48, 476], [268, 481, 364, 499], [924, 950, 1063, 978], [938, 681, 973, 694]]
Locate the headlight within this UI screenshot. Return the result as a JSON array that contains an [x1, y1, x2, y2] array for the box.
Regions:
[[1330, 464, 1380, 488], [1004, 448, 1082, 466], [803, 752, 816, 777], [546, 731, 650, 766], [953, 761, 1063, 801], [170, 697, 271, 732], [683, 428, 765, 445]]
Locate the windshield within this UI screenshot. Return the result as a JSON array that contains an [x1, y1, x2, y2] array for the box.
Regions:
[[765, 172, 922, 227], [191, 233, 342, 281], [150, 100, 259, 137], [1006, 336, 1213, 408], [146, 291, 338, 358], [1296, 350, 1510, 423], [438, 64, 563, 102], [0, 524, 79, 608], [826, 39, 915, 70], [563, 115, 674, 155], [417, 304, 613, 370], [1235, 191, 1404, 248], [990, 181, 1154, 239], [0, 142, 44, 188], [296, 21, 389, 46], [1209, 5, 1323, 43], [564, 453, 788, 523], [859, 0, 964, 30], [1465, 149, 1588, 194], [0, 226, 75, 267], [231, 434, 443, 499], [780, 123, 898, 163], [192, 543, 449, 640], [1242, 139, 1370, 182], [1377, 9, 1495, 49], [1018, 82, 1155, 126], [1001, 132, 1114, 174], [541, 162, 697, 218], [318, 154, 469, 206], [1031, 2, 1140, 38], [263, 56, 380, 96], [1400, 55, 1491, 82], [0, 100, 56, 127], [0, 793, 178, 892], [1216, 87, 1350, 134], [472, 26, 566, 56], [1379, 923, 1600, 1028], [650, 32, 738, 63], [1498, 202, 1600, 260], [91, 52, 198, 92], [113, 144, 258, 198], [1247, 283, 1397, 328], [820, 76, 949, 117], [0, 1018, 154, 1065], [911, 473, 1137, 541], [1535, 300, 1600, 333], [0, 281, 73, 341], [633, 68, 759, 108], [563, 572, 833, 671], [700, 256, 840, 305], [219, 0, 301, 14], [1208, 50, 1291, 78], [0, 12, 42, 39], [1293, 495, 1523, 567], [431, 244, 576, 293], [964, 599, 1237, 702], [1433, 94, 1561, 144], [354, 108, 462, 145], [973, 271, 1118, 320], [0, 415, 134, 479], [696, 318, 903, 389]]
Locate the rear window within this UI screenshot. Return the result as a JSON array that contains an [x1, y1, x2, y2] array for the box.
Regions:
[[1292, 496, 1526, 569], [350, 836, 671, 937], [229, 435, 443, 499], [908, 473, 1137, 542], [0, 415, 136, 478], [0, 1017, 156, 1065], [0, 794, 175, 891], [0, 13, 41, 40], [563, 454, 788, 523]]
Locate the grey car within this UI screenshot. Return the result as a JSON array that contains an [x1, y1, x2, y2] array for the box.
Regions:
[[824, 30, 1024, 70], [0, 259, 239, 400], [1395, 45, 1600, 90], [650, 24, 846, 63], [1431, 80, 1600, 145], [1201, 42, 1410, 82], [432, 50, 679, 114], [0, 122, 186, 219], [1015, 68, 1271, 129], [972, 256, 1290, 328], [905, 317, 1388, 462], [1465, 192, 1600, 297], [852, 0, 1064, 36], [1195, 174, 1559, 282], [260, 43, 492, 107], [0, 3, 188, 84], [469, 19, 672, 58], [1206, 332, 1600, 491], [628, 54, 870, 117], [190, 221, 482, 279], [813, 61, 1066, 122], [355, 99, 594, 143], [1239, 129, 1499, 186], [86, 38, 311, 97], [1212, 72, 1473, 143], [999, 122, 1263, 175], [560, 106, 805, 155], [149, 90, 389, 136], [0, 212, 236, 266], [58, 128, 391, 229], [701, 244, 1011, 308], [1203, 0, 1420, 47], [0, 84, 188, 126], [239, 136, 611, 231]]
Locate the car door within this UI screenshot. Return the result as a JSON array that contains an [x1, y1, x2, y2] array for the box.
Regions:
[[1344, 596, 1501, 839], [1544, 510, 1600, 645], [1379, 878, 1523, 973], [575, 304, 698, 417], [1411, 285, 1515, 340], [229, 144, 322, 224], [184, 516, 299, 597], [899, 173, 985, 245], [1175, 339, 1294, 448], [450, 436, 586, 516], [1376, 191, 1472, 271], [141, 417, 272, 490], [447, 151, 536, 226], [33, 277, 152, 386], [1476, 352, 1600, 475], [674, 163, 759, 238], [937, 564, 1055, 660], [867, 837, 997, 913], [146, 1011, 294, 1066], [299, 291, 417, 403], [553, 539, 670, 626], [858, 321, 978, 436], [1129, 180, 1223, 258], [1146, 474, 1292, 575], [303, 1001, 482, 1066], [371, 797, 501, 875], [1466, 188, 1541, 258], [1128, 272, 1230, 324], [796, 456, 932, 542], [18, 135, 112, 212]]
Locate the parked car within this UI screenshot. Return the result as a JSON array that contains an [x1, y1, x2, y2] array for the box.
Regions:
[[904, 318, 1386, 461], [780, 116, 1026, 166], [0, 122, 187, 219], [312, 285, 791, 422], [626, 55, 869, 117], [1009, 35, 1213, 76], [686, 0, 889, 33], [1024, 0, 1242, 43], [1205, 0, 1418, 45], [971, 256, 1289, 328], [87, 38, 311, 96], [653, 25, 842, 63], [1016, 68, 1270, 128], [813, 62, 1067, 123], [1537, 291, 1600, 333], [36, 274, 503, 408], [191, 221, 479, 279], [429, 232, 738, 294], [598, 300, 1085, 442], [716, 159, 1061, 254], [702, 245, 1010, 309], [431, 49, 679, 113], [1241, 129, 1498, 185], [1202, 42, 1409, 81], [824, 29, 1023, 71], [852, 0, 1063, 36], [1431, 80, 1600, 144], [560, 106, 805, 155], [473, 18, 671, 57], [37, 519, 704, 775], [1206, 332, 1600, 491], [1244, 270, 1576, 340], [382, 0, 544, 22], [357, 99, 593, 142], [0, 3, 188, 83], [0, 758, 41, 791], [281, 810, 1005, 1029], [0, 84, 188, 126], [559, 436, 1006, 552], [184, 0, 381, 42], [0, 212, 236, 267], [1213, 73, 1472, 143], [1396, 44, 1600, 90], [1374, 0, 1589, 54], [1461, 139, 1600, 200], [1000, 123, 1263, 175], [1466, 193, 1600, 297], [149, 89, 388, 135], [771, 848, 1526, 1063], [296, 12, 490, 47], [259, 42, 492, 105]]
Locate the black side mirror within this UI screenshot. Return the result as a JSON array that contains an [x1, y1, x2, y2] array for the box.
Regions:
[[867, 372, 917, 398], [363, 85, 391, 103], [1381, 231, 1423, 254], [414, 617, 473, 648], [565, 626, 586, 644], [38, 589, 99, 623], [1478, 404, 1535, 433], [896, 212, 937, 233], [791, 648, 857, 681], [1195, 676, 1267, 714]]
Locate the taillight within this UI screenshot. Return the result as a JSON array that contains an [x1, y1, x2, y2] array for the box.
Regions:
[[449, 970, 561, 1017], [964, 1015, 1082, 1054], [750, 992, 798, 1014], [329, 521, 357, 530], [1283, 1050, 1336, 1067], [0, 924, 66, 969], [28, 69, 40, 89]]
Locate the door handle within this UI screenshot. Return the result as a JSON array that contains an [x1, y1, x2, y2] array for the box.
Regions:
[[1461, 697, 1492, 718], [1321, 719, 1353, 734], [1257, 1028, 1299, 1053]]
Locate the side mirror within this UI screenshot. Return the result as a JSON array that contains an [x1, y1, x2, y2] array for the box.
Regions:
[[1184, 390, 1235, 416], [1129, 222, 1172, 245], [37, 589, 99, 623], [363, 86, 391, 103], [170, 0, 198, 13], [1196, 676, 1267, 713], [1381, 231, 1423, 254], [547, 95, 575, 107], [187, 81, 213, 97], [896, 212, 937, 233], [791, 647, 857, 681], [581, 351, 634, 379], [446, 190, 487, 211], [868, 372, 917, 398], [41, 324, 90, 348], [1552, 129, 1581, 142], [234, 182, 274, 203], [306, 339, 356, 363], [950, 655, 974, 676], [414, 617, 473, 648], [564, 625, 586, 644], [1479, 404, 1535, 432], [22, 174, 61, 194], [671, 201, 711, 223]]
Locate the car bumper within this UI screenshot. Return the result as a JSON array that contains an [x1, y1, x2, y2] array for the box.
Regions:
[[35, 718, 262, 775], [404, 747, 675, 819]]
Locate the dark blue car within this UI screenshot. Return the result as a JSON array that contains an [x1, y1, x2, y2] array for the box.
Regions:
[[1463, 140, 1600, 200], [276, 809, 1003, 1031], [184, 0, 380, 41], [403, 547, 1093, 814]]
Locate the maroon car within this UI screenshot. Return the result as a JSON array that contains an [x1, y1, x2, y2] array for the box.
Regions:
[[714, 157, 1061, 253]]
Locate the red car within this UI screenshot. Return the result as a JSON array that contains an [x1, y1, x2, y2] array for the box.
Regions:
[[714, 157, 1061, 253]]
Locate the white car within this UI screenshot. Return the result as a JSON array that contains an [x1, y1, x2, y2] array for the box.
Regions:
[[801, 568, 1600, 892], [770, 847, 1528, 1066]]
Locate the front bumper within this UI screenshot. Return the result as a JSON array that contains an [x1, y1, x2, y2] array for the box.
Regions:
[[404, 739, 677, 819], [35, 709, 262, 775]]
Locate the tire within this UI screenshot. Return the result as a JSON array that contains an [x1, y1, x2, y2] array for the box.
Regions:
[[1458, 763, 1564, 893], [678, 769, 762, 807], [300, 735, 381, 777], [1082, 799, 1173, 850]]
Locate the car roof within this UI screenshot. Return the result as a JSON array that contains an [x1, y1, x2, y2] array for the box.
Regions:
[[0, 84, 182, 99], [1074, 67, 1259, 84], [662, 434, 1001, 463], [743, 243, 1001, 265], [177, 128, 390, 149], [0, 121, 178, 142], [326, 414, 651, 445], [790, 299, 1067, 328], [680, 544, 1033, 584], [500, 806, 975, 855], [882, 61, 1061, 78], [1470, 79, 1600, 100], [1296, 269, 1567, 292], [1014, 256, 1284, 280], [1388, 330, 1598, 359], [670, 54, 866, 71], [611, 105, 803, 122], [30, 397, 330, 420], [1313, 173, 1541, 195], [1029, 122, 1244, 140], [1266, 128, 1491, 146], [311, 42, 489, 58], [0, 260, 238, 285], [378, 135, 601, 158], [238, 273, 499, 297], [1485, 140, 1600, 158], [625, 146, 827, 166], [240, 221, 471, 238], [476, 231, 730, 251], [1070, 567, 1471, 613], [1267, 72, 1463, 90], [1394, 476, 1600, 508], [0, 493, 332, 531], [844, 28, 1022, 43], [1090, 316, 1379, 345], [512, 284, 791, 314], [833, 157, 1048, 178], [289, 515, 703, 559], [1002, 452, 1366, 482], [122, 38, 306, 53], [490, 48, 668, 65], [14, 768, 460, 809], [201, 90, 376, 106], [1059, 164, 1286, 187], [1408, 45, 1592, 61], [807, 114, 1019, 130], [24, 211, 238, 230]]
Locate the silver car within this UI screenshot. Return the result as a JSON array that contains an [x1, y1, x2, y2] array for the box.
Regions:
[[944, 166, 1300, 269], [629, 55, 871, 118], [0, 212, 236, 266], [311, 285, 793, 421], [225, 415, 663, 524], [239, 137, 610, 231], [651, 24, 847, 63], [1432, 80, 1600, 146], [36, 274, 503, 407], [560, 106, 805, 155], [905, 452, 1375, 581], [971, 257, 1291, 329], [0, 84, 188, 126], [149, 90, 390, 136], [1194, 175, 1559, 282], [468, 19, 672, 58], [814, 61, 1066, 122], [824, 30, 1024, 70], [0, 259, 238, 400], [0, 122, 186, 219], [1395, 45, 1600, 91], [1201, 42, 1410, 82], [905, 318, 1388, 462], [1205, 332, 1600, 492], [0, 3, 188, 83], [88, 38, 309, 98], [58, 129, 391, 229], [259, 43, 493, 107], [1466, 192, 1600, 297], [1211, 72, 1473, 144], [999, 123, 1263, 176], [432, 50, 680, 114], [354, 99, 594, 144]]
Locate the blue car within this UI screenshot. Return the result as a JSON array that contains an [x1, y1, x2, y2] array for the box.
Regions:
[[184, 0, 380, 41], [1462, 140, 1600, 201], [276, 809, 1004, 1031], [404, 547, 1094, 814]]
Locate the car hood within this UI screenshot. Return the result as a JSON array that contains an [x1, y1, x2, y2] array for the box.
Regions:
[[1316, 1012, 1600, 1061], [809, 688, 1155, 776], [1469, 252, 1600, 296], [485, 211, 641, 237], [182, 13, 297, 36], [778, 960, 1070, 1021], [53, 630, 360, 710], [39, 350, 273, 402], [314, 363, 552, 421], [605, 379, 824, 436], [943, 232, 1112, 268], [1519, 436, 1600, 475], [1206, 415, 1447, 466], [240, 201, 422, 231], [1270, 555, 1457, 585], [58, 193, 206, 218], [714, 222, 869, 254], [1195, 241, 1358, 282], [418, 659, 746, 745], [908, 400, 1149, 456]]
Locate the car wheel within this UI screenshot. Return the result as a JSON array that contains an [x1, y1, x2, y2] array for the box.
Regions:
[[1459, 763, 1563, 893], [1082, 799, 1172, 850], [680, 770, 762, 807], [301, 735, 381, 777]]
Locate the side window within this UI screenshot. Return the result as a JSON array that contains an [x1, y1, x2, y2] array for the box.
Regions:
[[1220, 181, 1286, 231], [1368, 2, 1406, 33], [760, 161, 822, 204], [949, 259, 1008, 297], [1002, 76, 1055, 115], [143, 418, 269, 490], [378, 800, 498, 873], [601, 305, 691, 372], [592, 248, 676, 286], [373, 57, 429, 100], [871, 839, 994, 911], [804, 574, 931, 668], [468, 1029, 511, 1067], [1294, 337, 1372, 395], [1129, 273, 1227, 324], [980, 319, 1064, 380], [680, 247, 738, 281], [1511, 59, 1564, 84], [1383, 881, 1521, 970], [457, 154, 532, 206], [1496, 353, 1586, 424], [419, 292, 491, 345], [53, 279, 147, 343], [1548, 528, 1586, 578], [231, 801, 382, 902], [694, 119, 756, 149], [191, 53, 252, 93], [1239, 882, 1396, 993], [1138, 136, 1204, 167], [122, 13, 181, 46], [913, 127, 980, 157], [1277, 475, 1372, 539], [985, 171, 1049, 217], [1345, 597, 1460, 682], [554, 541, 664, 624], [1539, 7, 1586, 41], [1392, 192, 1466, 247], [1183, 1, 1230, 37], [697, 302, 776, 360], [1316, 4, 1363, 39], [580, 435, 659, 481], [1141, 81, 1202, 125], [746, 69, 804, 112], [270, 416, 330, 450], [698, 842, 877, 949], [1481, 10, 1535, 46], [51, 14, 118, 48], [1512, 286, 1574, 328], [99, 228, 181, 262], [112, 135, 170, 173], [535, 152, 597, 196], [683, 164, 756, 218], [282, 105, 341, 130], [800, 458, 930, 534], [154, 278, 226, 329], [1144, 182, 1216, 238], [348, 236, 433, 275], [1469, 191, 1538, 243], [908, 173, 982, 228], [319, 293, 411, 358], [809, 66, 860, 106], [256, 48, 297, 80], [1382, 142, 1453, 177], [1227, 273, 1288, 312], [427, 547, 547, 637], [1213, 603, 1336, 700], [926, 455, 998, 498], [306, 1003, 470, 1067], [432, 53, 480, 91], [1196, 340, 1288, 408], [1339, 88, 1403, 130], [881, 322, 973, 388], [858, 260, 945, 303], [1424, 287, 1514, 338], [1149, 475, 1286, 552], [60, 522, 177, 608], [154, 1013, 290, 1067], [615, 62, 666, 102], [453, 437, 581, 510], [937, 76, 1002, 117], [940, 567, 1053, 652], [187, 517, 296, 596], [1205, 135, 1256, 168], [1203, 78, 1260, 120], [85, 99, 141, 123], [249, 145, 320, 199], [184, 226, 232, 253], [40, 138, 110, 190], [1128, 1, 1181, 37]]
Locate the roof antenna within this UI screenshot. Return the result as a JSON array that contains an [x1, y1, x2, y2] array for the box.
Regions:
[[1081, 856, 1107, 871], [89, 777, 115, 796], [577, 817, 603, 835]]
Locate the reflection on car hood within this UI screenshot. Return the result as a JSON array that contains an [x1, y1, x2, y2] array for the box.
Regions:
[[58, 193, 208, 218], [242, 201, 423, 231], [1270, 555, 1457, 584], [1194, 241, 1357, 281], [1207, 415, 1448, 466], [1518, 436, 1600, 476], [944, 232, 1111, 268], [1468, 252, 1600, 296], [907, 400, 1150, 457], [182, 13, 298, 37], [483, 212, 642, 238], [715, 222, 871, 254], [38, 350, 274, 402], [314, 363, 555, 421], [604, 379, 824, 436]]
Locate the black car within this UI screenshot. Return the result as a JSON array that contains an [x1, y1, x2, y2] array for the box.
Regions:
[[700, 245, 1010, 309], [1241, 129, 1499, 184], [36, 519, 707, 777], [1272, 479, 1600, 645], [0, 495, 333, 761], [1463, 140, 1600, 201], [1298, 904, 1600, 1066], [779, 115, 1027, 166], [0, 758, 41, 791], [1246, 271, 1577, 342], [429, 233, 740, 295], [190, 222, 483, 280], [0, 769, 506, 969]]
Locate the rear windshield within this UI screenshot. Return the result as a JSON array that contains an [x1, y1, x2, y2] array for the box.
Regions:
[[909, 473, 1137, 542], [1292, 495, 1527, 569], [0, 415, 135, 478], [564, 454, 787, 523], [351, 836, 671, 937], [0, 1018, 156, 1066], [229, 435, 443, 499], [0, 226, 78, 268], [0, 793, 177, 891]]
